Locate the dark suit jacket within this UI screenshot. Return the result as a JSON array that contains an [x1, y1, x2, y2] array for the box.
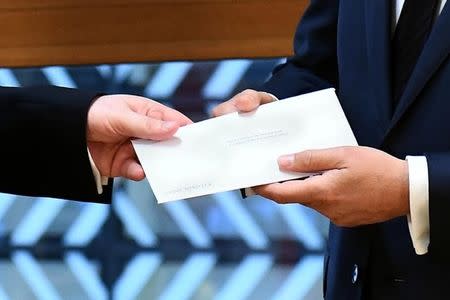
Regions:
[[262, 1, 450, 299], [0, 86, 112, 203]]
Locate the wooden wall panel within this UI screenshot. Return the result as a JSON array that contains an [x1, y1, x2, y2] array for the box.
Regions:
[[0, 0, 307, 67]]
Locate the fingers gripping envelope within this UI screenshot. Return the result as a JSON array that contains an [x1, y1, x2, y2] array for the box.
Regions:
[[132, 88, 357, 203]]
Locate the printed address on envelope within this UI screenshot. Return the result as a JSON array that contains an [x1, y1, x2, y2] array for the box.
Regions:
[[132, 88, 358, 203]]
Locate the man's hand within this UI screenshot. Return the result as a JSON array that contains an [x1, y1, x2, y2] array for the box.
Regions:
[[87, 95, 192, 181], [254, 146, 410, 227], [212, 89, 276, 116]]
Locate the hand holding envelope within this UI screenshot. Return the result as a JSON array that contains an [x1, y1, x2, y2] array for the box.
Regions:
[[213, 88, 410, 228], [132, 88, 358, 203]]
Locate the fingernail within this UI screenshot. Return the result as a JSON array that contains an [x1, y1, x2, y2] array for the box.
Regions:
[[278, 155, 294, 169], [162, 121, 178, 131]]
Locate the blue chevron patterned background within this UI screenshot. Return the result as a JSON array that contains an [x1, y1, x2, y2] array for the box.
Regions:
[[0, 59, 327, 300]]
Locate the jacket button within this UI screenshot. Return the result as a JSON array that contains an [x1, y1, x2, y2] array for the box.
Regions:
[[352, 264, 359, 284]]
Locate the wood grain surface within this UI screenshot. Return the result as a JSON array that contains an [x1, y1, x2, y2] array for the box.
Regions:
[[0, 0, 307, 67]]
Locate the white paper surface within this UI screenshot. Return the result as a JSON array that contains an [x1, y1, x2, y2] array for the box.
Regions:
[[132, 88, 357, 203]]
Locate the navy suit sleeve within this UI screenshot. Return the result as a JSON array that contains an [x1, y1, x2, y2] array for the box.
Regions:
[[241, 1, 339, 199], [0, 86, 112, 203], [425, 153, 450, 255], [261, 0, 339, 99]]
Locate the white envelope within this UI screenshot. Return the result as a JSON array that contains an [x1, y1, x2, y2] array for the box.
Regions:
[[132, 88, 357, 203]]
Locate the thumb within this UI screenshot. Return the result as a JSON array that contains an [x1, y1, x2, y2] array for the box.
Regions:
[[212, 90, 275, 117], [277, 147, 348, 172], [233, 90, 276, 112], [120, 158, 145, 181], [120, 111, 180, 140]]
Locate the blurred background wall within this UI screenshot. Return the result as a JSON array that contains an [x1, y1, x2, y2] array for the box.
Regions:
[[0, 60, 328, 300]]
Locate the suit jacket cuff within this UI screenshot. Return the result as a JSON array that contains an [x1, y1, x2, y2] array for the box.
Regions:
[[0, 86, 112, 203], [424, 152, 450, 255]]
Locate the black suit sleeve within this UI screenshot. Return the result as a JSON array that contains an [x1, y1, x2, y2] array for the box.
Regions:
[[425, 153, 450, 255], [0, 86, 112, 203], [261, 0, 340, 99]]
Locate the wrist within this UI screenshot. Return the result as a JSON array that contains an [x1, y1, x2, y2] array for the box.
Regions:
[[398, 159, 410, 216], [86, 95, 104, 143], [86, 141, 111, 177]]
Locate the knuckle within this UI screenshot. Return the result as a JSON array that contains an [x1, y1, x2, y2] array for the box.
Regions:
[[139, 100, 154, 114], [300, 150, 314, 169], [144, 118, 154, 130], [235, 94, 253, 107], [145, 118, 161, 133], [147, 109, 164, 119], [235, 89, 263, 108]]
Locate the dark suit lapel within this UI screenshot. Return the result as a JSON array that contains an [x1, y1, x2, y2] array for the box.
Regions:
[[365, 0, 392, 128], [386, 3, 450, 136]]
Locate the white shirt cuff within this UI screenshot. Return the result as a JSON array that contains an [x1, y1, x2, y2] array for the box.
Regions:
[[87, 148, 109, 195], [405, 156, 430, 255]]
